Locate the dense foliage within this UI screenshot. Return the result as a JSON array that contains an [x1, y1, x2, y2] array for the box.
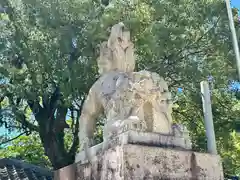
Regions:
[[0, 133, 51, 168], [0, 0, 240, 175]]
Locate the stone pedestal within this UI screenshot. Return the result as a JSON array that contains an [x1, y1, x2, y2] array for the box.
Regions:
[[76, 145, 223, 180], [55, 131, 224, 180], [75, 130, 192, 164]]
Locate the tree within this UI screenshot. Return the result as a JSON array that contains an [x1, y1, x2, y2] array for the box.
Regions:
[[0, 0, 101, 169], [0, 0, 240, 174]]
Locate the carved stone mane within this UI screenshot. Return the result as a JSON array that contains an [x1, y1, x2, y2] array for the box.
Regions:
[[106, 22, 135, 73]]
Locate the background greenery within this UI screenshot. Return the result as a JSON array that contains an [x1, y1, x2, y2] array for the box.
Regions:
[[0, 0, 240, 176]]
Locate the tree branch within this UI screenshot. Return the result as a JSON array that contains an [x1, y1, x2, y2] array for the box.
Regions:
[[68, 96, 85, 156], [54, 106, 69, 132], [3, 92, 39, 132], [27, 100, 45, 121], [69, 106, 75, 132], [15, 110, 39, 132], [0, 132, 26, 146]]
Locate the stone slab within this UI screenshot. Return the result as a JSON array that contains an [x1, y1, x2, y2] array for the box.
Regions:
[[121, 145, 223, 180], [73, 144, 223, 180], [75, 130, 191, 163]]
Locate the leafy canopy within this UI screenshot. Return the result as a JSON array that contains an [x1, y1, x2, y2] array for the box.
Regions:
[[0, 0, 239, 174]]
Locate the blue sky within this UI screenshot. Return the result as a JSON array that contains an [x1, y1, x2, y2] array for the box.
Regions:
[[231, 0, 240, 10]]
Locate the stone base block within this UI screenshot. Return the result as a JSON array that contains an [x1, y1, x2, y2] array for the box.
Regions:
[[55, 131, 223, 180], [75, 130, 191, 164], [73, 144, 223, 180]]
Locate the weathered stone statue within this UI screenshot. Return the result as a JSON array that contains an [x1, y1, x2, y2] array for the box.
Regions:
[[78, 22, 175, 155], [55, 22, 224, 180]]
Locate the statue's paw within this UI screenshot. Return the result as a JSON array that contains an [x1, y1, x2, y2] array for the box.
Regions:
[[122, 116, 148, 131], [110, 120, 124, 130], [123, 116, 140, 126], [127, 116, 140, 122], [171, 123, 190, 138]]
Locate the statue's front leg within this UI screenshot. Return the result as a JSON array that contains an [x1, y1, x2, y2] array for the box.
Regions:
[[84, 137, 100, 162], [78, 115, 98, 164]]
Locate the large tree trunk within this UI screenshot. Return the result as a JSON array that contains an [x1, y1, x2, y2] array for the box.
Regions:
[[2, 0, 81, 170], [28, 98, 79, 170], [39, 129, 75, 170]]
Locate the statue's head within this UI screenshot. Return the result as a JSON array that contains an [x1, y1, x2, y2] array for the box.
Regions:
[[97, 41, 115, 75]]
